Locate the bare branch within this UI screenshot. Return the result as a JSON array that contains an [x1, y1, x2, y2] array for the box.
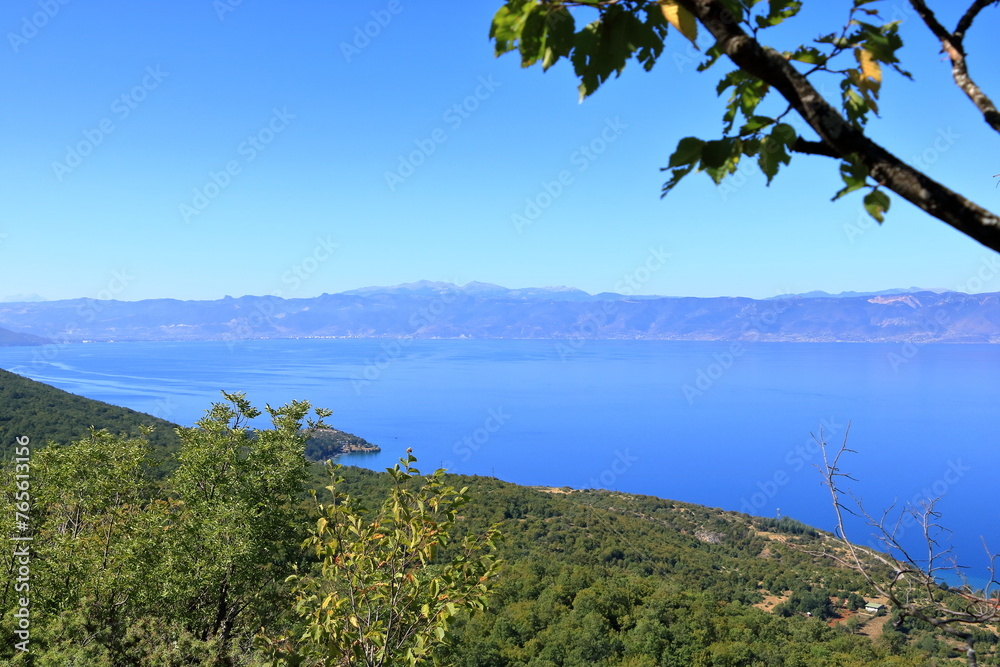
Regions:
[[808, 425, 1000, 665], [908, 0, 1000, 134], [955, 0, 998, 42]]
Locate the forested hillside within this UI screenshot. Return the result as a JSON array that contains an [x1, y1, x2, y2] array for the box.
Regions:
[[1, 388, 995, 664], [0, 367, 180, 468], [0, 369, 379, 473], [349, 471, 999, 665]]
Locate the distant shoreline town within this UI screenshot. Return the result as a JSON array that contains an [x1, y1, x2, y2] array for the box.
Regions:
[[0, 282, 996, 345]]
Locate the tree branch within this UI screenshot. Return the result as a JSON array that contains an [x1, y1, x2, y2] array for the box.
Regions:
[[790, 138, 839, 159], [955, 0, 997, 42], [810, 427, 1000, 667], [677, 0, 1000, 253], [908, 0, 1000, 134]]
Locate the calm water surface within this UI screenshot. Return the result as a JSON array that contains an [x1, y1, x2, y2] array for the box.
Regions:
[[1, 339, 996, 575]]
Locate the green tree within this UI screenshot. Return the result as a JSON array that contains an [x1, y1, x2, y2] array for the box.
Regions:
[[0, 392, 329, 665], [159, 392, 326, 650], [267, 451, 502, 667], [0, 428, 166, 664], [775, 588, 836, 620], [490, 0, 1000, 252]]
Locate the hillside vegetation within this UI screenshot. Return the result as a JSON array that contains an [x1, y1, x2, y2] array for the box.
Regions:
[[0, 369, 378, 474], [0, 379, 995, 664], [0, 368, 180, 470]]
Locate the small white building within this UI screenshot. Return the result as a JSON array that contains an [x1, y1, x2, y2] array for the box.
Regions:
[[864, 603, 886, 615]]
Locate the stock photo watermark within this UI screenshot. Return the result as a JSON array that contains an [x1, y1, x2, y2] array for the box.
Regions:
[[51, 65, 169, 182], [511, 117, 627, 233], [10, 435, 32, 654], [213, 0, 249, 21], [885, 308, 950, 372], [681, 294, 794, 403], [149, 395, 181, 421], [384, 75, 501, 192], [29, 268, 136, 367], [863, 458, 971, 550], [77, 268, 134, 322], [738, 417, 846, 515], [587, 449, 639, 490], [439, 407, 511, 471], [179, 107, 294, 223], [8, 0, 70, 53], [955, 254, 1000, 295], [844, 127, 959, 244], [350, 284, 465, 393], [340, 0, 403, 62], [281, 235, 339, 292], [556, 245, 671, 361], [555, 301, 619, 362], [223, 235, 338, 346], [886, 255, 1000, 371]]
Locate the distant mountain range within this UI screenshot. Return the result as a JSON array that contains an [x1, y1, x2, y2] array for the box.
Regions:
[[0, 281, 998, 343], [0, 293, 45, 303], [768, 287, 951, 299]]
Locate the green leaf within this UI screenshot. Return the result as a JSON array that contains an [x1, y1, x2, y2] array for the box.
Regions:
[[517, 2, 545, 67], [833, 158, 870, 200], [697, 44, 724, 72], [740, 136, 761, 156], [854, 20, 904, 64], [700, 137, 741, 184], [661, 164, 696, 195], [785, 46, 826, 66], [755, 0, 802, 30], [542, 7, 575, 70], [842, 85, 869, 127], [739, 115, 774, 134], [668, 137, 705, 168], [490, 1, 533, 57], [571, 7, 649, 99], [571, 21, 602, 99], [700, 138, 737, 169], [863, 189, 891, 222], [717, 70, 769, 133], [757, 123, 795, 184], [635, 5, 669, 71]]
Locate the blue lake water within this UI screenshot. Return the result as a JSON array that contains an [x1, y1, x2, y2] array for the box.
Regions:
[[0, 338, 996, 580]]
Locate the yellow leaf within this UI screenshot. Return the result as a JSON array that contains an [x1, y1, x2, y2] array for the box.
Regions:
[[857, 48, 881, 85], [661, 1, 698, 48]]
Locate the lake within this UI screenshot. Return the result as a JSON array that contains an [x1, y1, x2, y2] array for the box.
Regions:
[[1, 338, 996, 580]]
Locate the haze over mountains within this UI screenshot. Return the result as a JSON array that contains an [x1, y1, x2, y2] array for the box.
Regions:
[[0, 281, 998, 344]]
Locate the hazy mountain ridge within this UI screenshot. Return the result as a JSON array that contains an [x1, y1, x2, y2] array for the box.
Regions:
[[0, 284, 998, 343], [0, 325, 50, 346]]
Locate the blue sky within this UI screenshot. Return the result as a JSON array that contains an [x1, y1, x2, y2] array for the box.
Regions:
[[1, 0, 998, 301]]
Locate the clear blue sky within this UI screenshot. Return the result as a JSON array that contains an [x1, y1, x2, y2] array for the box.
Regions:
[[1, 1, 998, 301]]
